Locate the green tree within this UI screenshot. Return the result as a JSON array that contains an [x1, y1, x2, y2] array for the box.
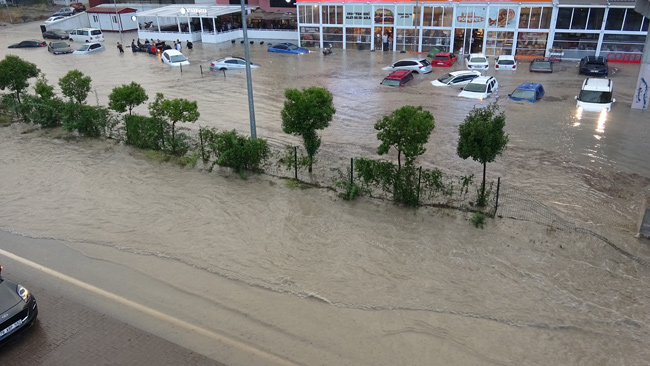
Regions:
[[281, 87, 336, 173], [0, 55, 40, 104], [25, 76, 64, 128], [374, 105, 435, 170], [58, 70, 92, 104], [148, 93, 200, 155], [108, 82, 148, 115], [457, 102, 509, 205]]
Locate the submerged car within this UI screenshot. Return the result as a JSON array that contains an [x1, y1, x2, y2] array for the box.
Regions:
[[431, 70, 482, 86], [52, 7, 75, 17], [575, 78, 615, 112], [48, 41, 73, 55], [72, 42, 105, 54], [579, 56, 609, 76], [458, 76, 499, 100], [44, 16, 67, 24], [529, 58, 553, 73], [0, 265, 38, 344], [267, 43, 309, 54], [495, 55, 517, 70], [383, 58, 432, 74], [210, 56, 259, 71], [8, 40, 47, 48], [161, 49, 189, 66], [430, 52, 457, 67], [42, 29, 69, 40], [465, 53, 489, 70], [508, 83, 545, 103], [381, 70, 414, 87]]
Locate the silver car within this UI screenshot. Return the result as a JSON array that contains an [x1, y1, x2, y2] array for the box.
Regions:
[[383, 58, 432, 74], [431, 70, 482, 86], [209, 57, 259, 71]]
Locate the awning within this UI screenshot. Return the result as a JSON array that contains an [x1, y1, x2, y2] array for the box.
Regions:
[[134, 5, 258, 19]]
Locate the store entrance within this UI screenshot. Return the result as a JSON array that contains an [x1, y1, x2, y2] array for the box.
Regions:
[[374, 26, 393, 51], [454, 28, 484, 55]]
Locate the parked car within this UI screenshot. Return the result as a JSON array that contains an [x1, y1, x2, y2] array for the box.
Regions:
[[70, 2, 86, 12], [72, 42, 105, 54], [529, 58, 553, 73], [508, 83, 545, 103], [383, 58, 432, 74], [68, 28, 104, 43], [210, 56, 259, 71], [430, 52, 457, 67], [380, 70, 414, 87], [52, 7, 75, 17], [495, 55, 517, 70], [48, 41, 73, 55], [161, 49, 189, 66], [579, 56, 609, 76], [42, 29, 69, 40], [44, 16, 67, 24], [458, 76, 499, 100], [267, 43, 309, 54], [575, 78, 615, 112], [8, 40, 47, 48], [465, 53, 489, 70], [431, 70, 482, 86], [0, 265, 39, 344]]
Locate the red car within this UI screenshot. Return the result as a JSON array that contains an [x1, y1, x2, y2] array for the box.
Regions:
[[381, 70, 414, 87], [430, 52, 457, 67]]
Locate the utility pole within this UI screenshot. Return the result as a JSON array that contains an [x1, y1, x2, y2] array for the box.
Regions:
[[240, 0, 257, 138]]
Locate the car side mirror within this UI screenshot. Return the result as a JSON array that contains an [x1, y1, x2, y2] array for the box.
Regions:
[[612, 98, 616, 103], [508, 94, 511, 97], [574, 96, 578, 100]]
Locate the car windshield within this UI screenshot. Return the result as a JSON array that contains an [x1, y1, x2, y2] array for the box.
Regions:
[[531, 61, 551, 70], [437, 74, 455, 84], [470, 57, 487, 63], [464, 83, 487, 93], [76, 45, 89, 51], [578, 90, 613, 103], [433, 55, 449, 61], [170, 55, 187, 62], [381, 79, 401, 86], [419, 59, 430, 66], [53, 42, 67, 47], [287, 44, 299, 50], [585, 62, 605, 67], [511, 89, 535, 100]]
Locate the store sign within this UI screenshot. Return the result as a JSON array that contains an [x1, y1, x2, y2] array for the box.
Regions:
[[456, 7, 486, 25], [300, 27, 319, 33], [346, 11, 371, 21], [184, 8, 207, 14], [375, 8, 394, 24]]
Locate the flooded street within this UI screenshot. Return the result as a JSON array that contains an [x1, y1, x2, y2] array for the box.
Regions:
[[1, 23, 650, 365]]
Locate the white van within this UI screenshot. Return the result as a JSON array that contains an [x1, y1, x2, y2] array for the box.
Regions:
[[69, 28, 104, 43], [575, 78, 616, 112]]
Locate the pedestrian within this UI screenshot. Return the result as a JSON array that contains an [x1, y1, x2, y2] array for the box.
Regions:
[[144, 38, 150, 45], [376, 32, 381, 50], [176, 39, 181, 52], [131, 39, 137, 52], [382, 32, 388, 51], [186, 40, 193, 50], [387, 33, 393, 51], [117, 42, 124, 53]]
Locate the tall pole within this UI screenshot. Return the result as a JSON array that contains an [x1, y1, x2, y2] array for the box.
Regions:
[[114, 0, 122, 43], [240, 0, 257, 138], [4, 1, 12, 24]]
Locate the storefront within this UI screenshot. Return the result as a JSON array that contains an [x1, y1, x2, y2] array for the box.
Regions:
[[296, 0, 649, 61]]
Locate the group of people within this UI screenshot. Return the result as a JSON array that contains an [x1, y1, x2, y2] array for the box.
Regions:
[[377, 31, 393, 51], [122, 38, 194, 54]]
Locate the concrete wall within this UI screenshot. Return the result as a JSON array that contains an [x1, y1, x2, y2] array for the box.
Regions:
[[43, 12, 90, 32]]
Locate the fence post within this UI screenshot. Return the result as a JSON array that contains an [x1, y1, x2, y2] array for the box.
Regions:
[[199, 127, 205, 162], [350, 158, 354, 185], [294, 146, 298, 180], [200, 65, 203, 75], [417, 166, 422, 203], [180, 64, 183, 73], [494, 177, 501, 216]]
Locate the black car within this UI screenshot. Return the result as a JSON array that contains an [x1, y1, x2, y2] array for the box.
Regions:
[[42, 29, 69, 40], [48, 41, 73, 55], [0, 266, 38, 344], [8, 40, 47, 48], [579, 56, 609, 76], [52, 7, 75, 17]]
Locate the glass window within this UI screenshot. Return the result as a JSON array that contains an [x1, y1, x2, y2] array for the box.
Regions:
[[601, 34, 645, 53], [571, 8, 588, 29], [587, 8, 605, 30], [322, 26, 343, 45], [643, 17, 649, 32], [422, 7, 433, 26], [605, 8, 625, 30], [421, 29, 450, 52], [322, 5, 343, 25], [485, 31, 514, 56], [623, 9, 644, 31], [540, 8, 552, 29], [516, 32, 547, 57], [299, 5, 317, 24], [442, 6, 453, 27], [300, 26, 320, 47], [556, 8, 572, 29], [519, 7, 531, 28]]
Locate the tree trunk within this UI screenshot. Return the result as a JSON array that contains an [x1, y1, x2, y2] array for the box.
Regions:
[[171, 121, 176, 154], [482, 161, 487, 198], [397, 150, 402, 171]]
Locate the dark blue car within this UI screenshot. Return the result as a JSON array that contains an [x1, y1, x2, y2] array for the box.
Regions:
[[267, 43, 309, 54], [508, 83, 545, 103]]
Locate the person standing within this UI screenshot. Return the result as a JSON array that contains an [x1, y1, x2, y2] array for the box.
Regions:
[[176, 39, 181, 52], [382, 32, 388, 51], [117, 42, 124, 53]]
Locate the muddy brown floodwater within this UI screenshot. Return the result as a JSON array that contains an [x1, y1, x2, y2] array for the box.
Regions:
[[1, 22, 650, 365]]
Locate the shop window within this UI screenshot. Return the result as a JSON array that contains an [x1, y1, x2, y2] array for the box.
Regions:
[[571, 8, 588, 29], [433, 7, 443, 26], [516, 32, 547, 57], [586, 8, 605, 30], [422, 7, 433, 26], [488, 6, 517, 29], [345, 27, 371, 47], [605, 8, 625, 30], [322, 26, 343, 46], [485, 30, 514, 56], [540, 8, 552, 29], [421, 29, 450, 51], [520, 7, 552, 29], [395, 29, 418, 50], [441, 6, 453, 27], [322, 5, 343, 25], [556, 8, 572, 29], [601, 34, 645, 53], [425, 6, 452, 27], [300, 27, 320, 47], [299, 5, 317, 24], [623, 10, 645, 31]]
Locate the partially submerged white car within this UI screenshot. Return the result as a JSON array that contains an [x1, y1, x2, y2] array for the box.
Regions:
[[458, 76, 499, 100], [465, 53, 489, 70], [72, 42, 104, 54], [161, 49, 189, 66]]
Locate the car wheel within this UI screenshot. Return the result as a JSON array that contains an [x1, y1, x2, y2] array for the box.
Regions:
[[219, 67, 226, 71]]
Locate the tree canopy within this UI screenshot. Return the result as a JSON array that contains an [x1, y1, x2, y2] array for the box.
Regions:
[[149, 93, 200, 154], [58, 70, 92, 104], [457, 102, 509, 204], [108, 82, 148, 115], [281, 87, 336, 172], [375, 105, 435, 170], [0, 55, 40, 104]]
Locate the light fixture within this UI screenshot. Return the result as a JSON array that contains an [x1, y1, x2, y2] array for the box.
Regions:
[[285, 0, 291, 3], [131, 15, 137, 21], [180, 7, 187, 15]]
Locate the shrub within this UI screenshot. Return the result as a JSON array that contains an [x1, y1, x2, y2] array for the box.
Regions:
[[208, 130, 270, 175], [125, 114, 164, 150], [62, 102, 110, 137], [471, 212, 486, 229]]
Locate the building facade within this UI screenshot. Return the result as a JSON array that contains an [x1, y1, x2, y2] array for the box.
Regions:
[[296, 0, 649, 61]]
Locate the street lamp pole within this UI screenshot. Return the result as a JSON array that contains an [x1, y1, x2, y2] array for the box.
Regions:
[[114, 0, 123, 43], [240, 0, 257, 138]]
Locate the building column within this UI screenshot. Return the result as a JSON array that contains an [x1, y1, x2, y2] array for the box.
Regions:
[[632, 1, 650, 110]]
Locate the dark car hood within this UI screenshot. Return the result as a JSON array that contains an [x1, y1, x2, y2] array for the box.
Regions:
[[0, 280, 21, 310]]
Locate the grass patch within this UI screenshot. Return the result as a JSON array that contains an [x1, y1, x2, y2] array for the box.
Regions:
[[285, 179, 304, 190], [470, 211, 487, 229], [145, 150, 171, 163]]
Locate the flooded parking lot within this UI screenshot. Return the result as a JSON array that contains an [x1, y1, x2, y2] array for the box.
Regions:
[[1, 22, 650, 365]]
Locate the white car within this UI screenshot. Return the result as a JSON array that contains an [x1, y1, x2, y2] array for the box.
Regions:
[[431, 70, 482, 86], [465, 53, 489, 70], [72, 42, 104, 54], [495, 55, 517, 70], [44, 16, 66, 24], [161, 49, 189, 66], [575, 78, 615, 112], [209, 56, 258, 71], [458, 76, 499, 100], [382, 58, 432, 74]]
